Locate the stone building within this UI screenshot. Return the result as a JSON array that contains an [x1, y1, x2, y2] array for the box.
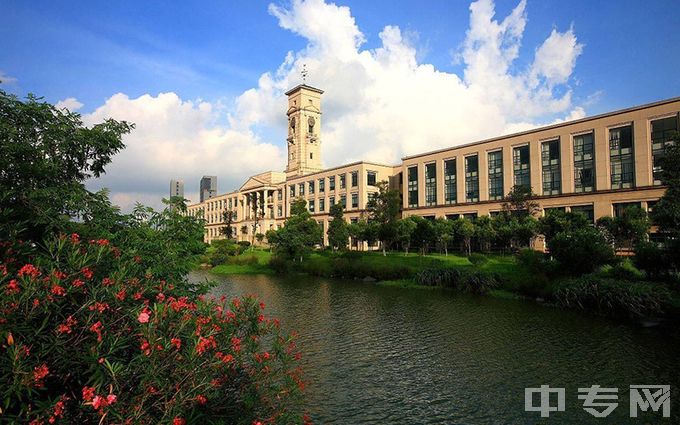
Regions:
[[187, 83, 679, 245]]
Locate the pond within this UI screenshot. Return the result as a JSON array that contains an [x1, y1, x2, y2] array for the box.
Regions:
[[189, 271, 679, 424]]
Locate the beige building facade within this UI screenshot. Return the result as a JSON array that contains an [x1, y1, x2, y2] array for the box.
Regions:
[[188, 83, 679, 245]]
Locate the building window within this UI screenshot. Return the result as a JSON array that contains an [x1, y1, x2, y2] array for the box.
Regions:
[[444, 159, 457, 205], [340, 174, 346, 189], [407, 166, 418, 208], [541, 139, 561, 195], [277, 205, 282, 217], [573, 133, 594, 193], [351, 171, 358, 187], [513, 145, 530, 189], [299, 183, 305, 195], [488, 151, 503, 200], [319, 178, 325, 192], [367, 171, 377, 186], [309, 181, 315, 194], [465, 155, 479, 203], [290, 185, 295, 197], [609, 125, 635, 189], [309, 199, 315, 213], [310, 153, 313, 160], [330, 196, 335, 205], [277, 190, 282, 201], [319, 198, 325, 212], [351, 193, 359, 209], [425, 163, 437, 206], [651, 116, 678, 185], [329, 176, 335, 191], [613, 202, 641, 218], [463, 213, 477, 221], [570, 205, 594, 223], [340, 195, 347, 209]]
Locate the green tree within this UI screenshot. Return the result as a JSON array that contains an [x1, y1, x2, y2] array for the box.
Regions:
[[409, 216, 436, 255], [327, 203, 349, 251], [454, 218, 475, 256], [651, 132, 680, 269], [268, 198, 321, 262], [539, 210, 590, 244], [366, 181, 402, 255], [501, 185, 540, 218], [395, 218, 417, 255], [597, 207, 650, 251], [474, 215, 496, 253], [220, 210, 236, 239], [433, 218, 454, 256], [548, 227, 616, 275], [0, 90, 133, 241]]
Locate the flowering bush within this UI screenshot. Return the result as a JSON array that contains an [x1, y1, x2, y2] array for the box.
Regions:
[[0, 234, 308, 424]]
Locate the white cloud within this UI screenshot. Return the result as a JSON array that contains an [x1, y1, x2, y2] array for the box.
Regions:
[[55, 97, 84, 112], [0, 71, 18, 85], [87, 0, 587, 211], [83, 92, 284, 210]]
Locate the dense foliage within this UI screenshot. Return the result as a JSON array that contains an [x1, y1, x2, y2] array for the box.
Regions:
[[0, 236, 306, 424], [0, 91, 306, 424], [266, 199, 321, 263]]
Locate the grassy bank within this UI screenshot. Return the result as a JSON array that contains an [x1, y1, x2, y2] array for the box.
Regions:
[[210, 249, 273, 275], [205, 248, 679, 319]]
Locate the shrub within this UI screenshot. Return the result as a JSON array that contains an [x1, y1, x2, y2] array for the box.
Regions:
[[414, 268, 463, 287], [634, 241, 674, 280], [467, 253, 488, 267], [605, 258, 645, 281], [0, 235, 306, 424], [237, 241, 251, 249], [554, 275, 672, 318], [268, 255, 292, 275], [548, 227, 615, 275], [459, 271, 499, 295], [516, 249, 545, 269], [414, 268, 498, 294]]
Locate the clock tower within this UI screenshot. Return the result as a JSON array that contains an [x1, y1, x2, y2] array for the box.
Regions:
[[285, 84, 323, 177]]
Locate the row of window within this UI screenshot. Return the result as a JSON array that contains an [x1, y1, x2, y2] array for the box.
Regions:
[[406, 116, 677, 208], [289, 170, 377, 197], [302, 193, 361, 213]]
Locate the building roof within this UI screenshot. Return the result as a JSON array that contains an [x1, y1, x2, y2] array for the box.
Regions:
[[284, 84, 324, 96], [402, 96, 680, 161]]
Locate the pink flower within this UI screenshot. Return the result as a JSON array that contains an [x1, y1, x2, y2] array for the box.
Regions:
[[6, 279, 20, 295], [51, 285, 66, 296], [137, 309, 150, 324], [82, 386, 96, 401], [18, 264, 41, 279], [33, 363, 49, 386]]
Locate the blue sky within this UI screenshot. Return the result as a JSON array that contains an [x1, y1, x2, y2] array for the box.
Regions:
[[1, 0, 679, 209], [4, 0, 678, 113]]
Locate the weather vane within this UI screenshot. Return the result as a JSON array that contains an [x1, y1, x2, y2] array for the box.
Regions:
[[301, 63, 308, 84]]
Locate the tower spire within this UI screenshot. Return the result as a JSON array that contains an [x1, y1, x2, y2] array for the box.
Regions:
[[301, 63, 308, 84]]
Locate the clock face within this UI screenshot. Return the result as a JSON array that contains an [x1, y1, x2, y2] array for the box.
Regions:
[[308, 116, 315, 127]]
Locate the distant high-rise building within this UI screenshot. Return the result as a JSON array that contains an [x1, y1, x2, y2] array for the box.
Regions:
[[200, 176, 217, 202], [170, 179, 184, 199]]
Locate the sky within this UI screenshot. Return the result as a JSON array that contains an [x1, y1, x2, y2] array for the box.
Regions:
[[2, 0, 679, 210]]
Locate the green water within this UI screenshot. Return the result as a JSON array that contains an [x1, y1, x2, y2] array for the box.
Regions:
[[189, 271, 679, 424]]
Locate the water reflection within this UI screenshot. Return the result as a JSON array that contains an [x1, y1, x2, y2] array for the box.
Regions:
[[190, 271, 680, 424]]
